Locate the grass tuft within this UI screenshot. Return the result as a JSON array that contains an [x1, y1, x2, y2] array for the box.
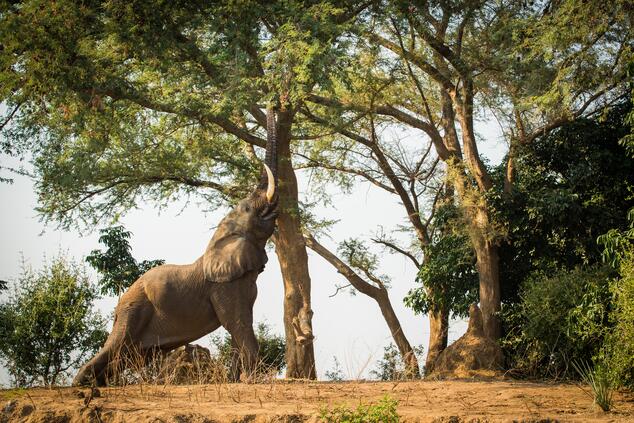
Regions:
[[573, 360, 614, 412]]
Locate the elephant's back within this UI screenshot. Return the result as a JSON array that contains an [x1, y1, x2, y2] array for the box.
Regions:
[[139, 262, 210, 316]]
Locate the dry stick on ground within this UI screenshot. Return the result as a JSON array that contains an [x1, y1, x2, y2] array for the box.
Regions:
[[303, 232, 420, 378]]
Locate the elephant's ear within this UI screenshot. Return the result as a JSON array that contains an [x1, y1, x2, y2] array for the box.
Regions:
[[203, 235, 268, 283]]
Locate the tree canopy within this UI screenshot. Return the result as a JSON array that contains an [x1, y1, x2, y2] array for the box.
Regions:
[[86, 225, 165, 297]]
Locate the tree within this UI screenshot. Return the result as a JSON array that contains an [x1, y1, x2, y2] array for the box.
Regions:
[[0, 255, 107, 387], [0, 0, 366, 378], [307, 0, 631, 339], [304, 234, 421, 377], [404, 201, 479, 371], [86, 225, 164, 297], [298, 62, 451, 371]]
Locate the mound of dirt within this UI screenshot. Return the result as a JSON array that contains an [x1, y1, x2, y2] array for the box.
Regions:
[[430, 303, 504, 379], [161, 343, 218, 384]]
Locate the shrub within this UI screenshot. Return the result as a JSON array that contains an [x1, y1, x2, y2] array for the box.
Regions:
[[501, 266, 612, 379], [0, 255, 107, 387], [318, 396, 399, 423], [325, 356, 344, 381], [370, 343, 423, 381], [604, 250, 634, 389], [210, 321, 285, 376]]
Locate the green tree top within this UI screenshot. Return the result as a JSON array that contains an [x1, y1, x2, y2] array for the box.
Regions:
[[0, 0, 361, 228], [86, 225, 164, 297]]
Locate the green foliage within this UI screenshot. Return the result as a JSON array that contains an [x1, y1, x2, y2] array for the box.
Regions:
[[604, 251, 634, 389], [573, 360, 614, 412], [0, 280, 7, 291], [501, 266, 613, 379], [325, 356, 344, 381], [318, 395, 399, 423], [86, 225, 164, 297], [598, 208, 634, 268], [599, 208, 634, 389], [0, 0, 358, 229], [494, 102, 634, 302], [370, 343, 423, 381], [337, 238, 390, 291], [210, 322, 285, 375], [0, 255, 107, 387], [404, 203, 478, 318]]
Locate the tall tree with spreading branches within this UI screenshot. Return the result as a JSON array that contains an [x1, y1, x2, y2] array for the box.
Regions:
[[0, 0, 370, 378], [306, 0, 632, 340]]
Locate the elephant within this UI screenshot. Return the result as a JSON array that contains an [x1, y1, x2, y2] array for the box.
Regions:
[[74, 111, 280, 387]]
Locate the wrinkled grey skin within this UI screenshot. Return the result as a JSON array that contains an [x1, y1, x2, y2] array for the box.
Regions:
[[73, 180, 278, 386]]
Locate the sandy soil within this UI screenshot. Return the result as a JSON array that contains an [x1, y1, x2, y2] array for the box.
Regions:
[[1, 379, 633, 422]]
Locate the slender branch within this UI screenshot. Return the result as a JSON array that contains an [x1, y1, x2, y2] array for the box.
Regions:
[[295, 153, 397, 194], [371, 237, 420, 268], [0, 102, 22, 132]]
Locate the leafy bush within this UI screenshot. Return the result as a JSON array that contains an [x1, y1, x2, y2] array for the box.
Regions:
[[0, 255, 107, 387], [501, 266, 613, 379], [319, 396, 399, 423], [596, 207, 634, 389], [605, 252, 634, 389], [325, 356, 344, 381], [404, 203, 478, 319], [370, 343, 423, 381], [210, 322, 285, 375]]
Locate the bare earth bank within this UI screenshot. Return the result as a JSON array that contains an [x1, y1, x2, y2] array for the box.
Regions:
[[1, 380, 633, 422]]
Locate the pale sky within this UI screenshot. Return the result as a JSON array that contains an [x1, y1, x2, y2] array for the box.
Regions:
[[0, 118, 507, 386]]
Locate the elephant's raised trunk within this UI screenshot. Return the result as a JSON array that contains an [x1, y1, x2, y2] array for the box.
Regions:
[[259, 105, 278, 201]]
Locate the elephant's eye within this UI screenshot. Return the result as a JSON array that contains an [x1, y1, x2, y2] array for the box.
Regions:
[[244, 205, 250, 212]]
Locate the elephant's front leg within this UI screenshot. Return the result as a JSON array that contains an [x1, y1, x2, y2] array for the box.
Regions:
[[227, 323, 259, 381], [210, 277, 259, 381]]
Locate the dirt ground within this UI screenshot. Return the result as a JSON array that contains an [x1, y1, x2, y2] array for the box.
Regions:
[[1, 379, 633, 422]]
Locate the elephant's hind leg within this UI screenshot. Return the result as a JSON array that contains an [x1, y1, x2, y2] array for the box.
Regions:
[[74, 298, 154, 386]]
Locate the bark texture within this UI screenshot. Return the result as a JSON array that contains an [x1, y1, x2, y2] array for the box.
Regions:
[[425, 305, 449, 374], [273, 110, 316, 379]]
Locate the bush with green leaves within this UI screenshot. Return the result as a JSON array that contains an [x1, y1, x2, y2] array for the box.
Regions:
[[0, 255, 107, 387], [501, 266, 613, 379], [210, 322, 285, 375], [604, 251, 634, 389], [325, 356, 345, 381], [599, 208, 634, 389], [404, 203, 479, 319], [318, 396, 399, 423], [86, 225, 164, 297], [370, 343, 423, 381]]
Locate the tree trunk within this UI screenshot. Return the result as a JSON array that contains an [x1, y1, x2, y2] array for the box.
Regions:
[[273, 110, 317, 379], [375, 289, 420, 378], [472, 232, 501, 340], [424, 304, 449, 374]]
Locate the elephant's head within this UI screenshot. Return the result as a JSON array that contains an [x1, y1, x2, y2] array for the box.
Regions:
[[202, 163, 278, 283], [203, 106, 280, 283]]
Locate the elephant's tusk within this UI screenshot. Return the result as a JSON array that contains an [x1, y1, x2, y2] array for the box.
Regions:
[[264, 163, 275, 203]]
